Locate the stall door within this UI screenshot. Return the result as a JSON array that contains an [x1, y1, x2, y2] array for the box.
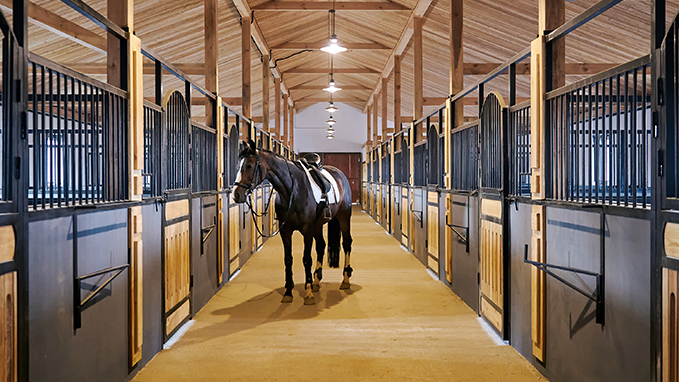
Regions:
[[164, 199, 191, 340], [478, 92, 509, 339]]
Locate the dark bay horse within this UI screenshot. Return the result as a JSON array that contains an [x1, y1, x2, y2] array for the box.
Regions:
[[232, 140, 353, 305]]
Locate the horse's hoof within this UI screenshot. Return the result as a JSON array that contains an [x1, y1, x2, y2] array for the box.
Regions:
[[312, 284, 320, 292], [339, 281, 351, 290], [281, 295, 293, 303], [304, 296, 316, 305]]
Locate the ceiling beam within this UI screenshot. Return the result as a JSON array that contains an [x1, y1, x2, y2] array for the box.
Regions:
[[295, 98, 366, 103], [363, 0, 434, 112], [283, 68, 380, 74], [271, 42, 390, 50], [252, 2, 412, 10], [61, 62, 620, 77], [0, 0, 107, 53], [289, 85, 371, 90], [226, 0, 294, 108]]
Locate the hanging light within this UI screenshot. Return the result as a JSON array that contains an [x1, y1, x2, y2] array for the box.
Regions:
[[324, 56, 342, 93], [325, 94, 338, 113], [323, 77, 342, 93], [320, 10, 347, 54], [326, 115, 337, 126], [327, 126, 335, 134], [326, 131, 335, 139]]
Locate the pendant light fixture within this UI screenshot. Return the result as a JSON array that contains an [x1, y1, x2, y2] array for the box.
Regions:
[[320, 2, 346, 55], [326, 133, 335, 140], [325, 94, 338, 113], [323, 56, 342, 93], [326, 115, 337, 126]]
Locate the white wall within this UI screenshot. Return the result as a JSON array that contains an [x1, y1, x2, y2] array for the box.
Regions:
[[293, 102, 392, 156]]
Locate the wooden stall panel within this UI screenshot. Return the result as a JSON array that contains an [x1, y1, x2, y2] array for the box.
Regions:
[[665, 222, 679, 259], [401, 188, 409, 247], [480, 199, 503, 333], [0, 272, 16, 382], [531, 204, 546, 361], [445, 194, 452, 284], [128, 207, 143, 366], [664, 268, 679, 381], [427, 191, 439, 275], [164, 199, 191, 337], [217, 195, 224, 285], [229, 203, 240, 276]]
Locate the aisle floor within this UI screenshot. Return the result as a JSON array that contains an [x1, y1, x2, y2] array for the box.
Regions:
[[133, 207, 547, 382]]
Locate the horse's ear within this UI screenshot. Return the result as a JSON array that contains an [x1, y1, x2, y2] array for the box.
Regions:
[[248, 139, 257, 152]]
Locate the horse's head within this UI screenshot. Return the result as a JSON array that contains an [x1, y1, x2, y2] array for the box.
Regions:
[[233, 139, 263, 203]]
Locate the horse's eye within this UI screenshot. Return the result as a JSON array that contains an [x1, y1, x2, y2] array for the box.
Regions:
[[246, 164, 253, 170]]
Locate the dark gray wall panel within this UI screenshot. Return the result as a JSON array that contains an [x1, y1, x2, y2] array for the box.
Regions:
[[392, 186, 402, 242], [29, 211, 128, 382], [413, 188, 427, 265], [192, 197, 219, 315], [539, 208, 650, 382], [508, 202, 533, 359], [451, 194, 479, 312]]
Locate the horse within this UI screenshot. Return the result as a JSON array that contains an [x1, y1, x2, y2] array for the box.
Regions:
[[232, 140, 353, 305]]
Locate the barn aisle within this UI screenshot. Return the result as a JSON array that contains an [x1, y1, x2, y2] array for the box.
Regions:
[[133, 207, 546, 382]]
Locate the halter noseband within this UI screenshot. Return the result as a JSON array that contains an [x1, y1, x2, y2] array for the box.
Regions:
[[234, 154, 262, 192]]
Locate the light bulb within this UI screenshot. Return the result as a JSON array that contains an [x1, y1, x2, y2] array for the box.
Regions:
[[321, 39, 347, 54], [326, 116, 336, 126], [325, 102, 338, 113]]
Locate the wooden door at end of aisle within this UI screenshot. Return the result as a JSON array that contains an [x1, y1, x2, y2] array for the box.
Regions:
[[321, 153, 362, 203]]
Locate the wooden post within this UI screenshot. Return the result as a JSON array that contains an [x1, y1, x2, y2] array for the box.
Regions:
[[413, 16, 423, 121], [394, 55, 401, 135], [382, 78, 388, 142], [289, 103, 295, 151], [283, 93, 289, 147], [262, 55, 270, 133], [373, 97, 379, 144], [366, 105, 372, 149], [107, 0, 132, 89], [109, 0, 143, 366], [450, 0, 463, 128], [540, 0, 565, 90], [274, 78, 281, 140], [205, 0, 218, 128], [242, 15, 251, 138]]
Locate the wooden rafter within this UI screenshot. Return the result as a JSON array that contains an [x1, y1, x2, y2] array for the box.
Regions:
[[296, 97, 366, 103], [271, 42, 390, 50], [283, 68, 380, 74], [227, 0, 294, 107], [289, 85, 371, 90], [252, 2, 412, 10], [0, 0, 106, 52]]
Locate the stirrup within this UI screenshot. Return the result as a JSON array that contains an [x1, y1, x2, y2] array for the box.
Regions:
[[322, 193, 331, 219]]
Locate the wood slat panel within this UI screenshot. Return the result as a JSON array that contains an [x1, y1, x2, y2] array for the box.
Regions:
[[664, 268, 679, 382], [0, 226, 15, 263], [0, 272, 16, 382], [166, 300, 190, 335], [128, 207, 143, 366], [481, 198, 502, 219], [164, 220, 190, 312], [665, 222, 679, 259], [166, 199, 190, 221]]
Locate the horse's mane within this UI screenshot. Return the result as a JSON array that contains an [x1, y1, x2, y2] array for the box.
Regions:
[[257, 148, 298, 166]]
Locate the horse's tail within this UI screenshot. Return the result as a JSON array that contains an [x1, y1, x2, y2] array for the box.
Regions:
[[327, 217, 341, 268]]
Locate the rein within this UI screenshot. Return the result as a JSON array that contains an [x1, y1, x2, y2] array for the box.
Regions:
[[241, 152, 296, 238]]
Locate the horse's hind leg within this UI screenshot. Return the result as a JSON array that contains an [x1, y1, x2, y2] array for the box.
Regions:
[[312, 230, 326, 292], [338, 213, 353, 290], [281, 230, 294, 303], [302, 234, 316, 305]]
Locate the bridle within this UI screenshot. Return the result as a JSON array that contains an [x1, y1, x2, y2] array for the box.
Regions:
[[235, 151, 295, 238]]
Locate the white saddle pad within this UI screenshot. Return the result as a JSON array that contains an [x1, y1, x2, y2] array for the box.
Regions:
[[299, 165, 340, 204]]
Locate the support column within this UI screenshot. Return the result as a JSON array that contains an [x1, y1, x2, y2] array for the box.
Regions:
[[107, 0, 132, 88], [394, 55, 402, 135], [283, 94, 289, 147], [540, 0, 565, 90], [381, 79, 388, 142], [274, 78, 281, 140], [366, 105, 372, 150], [413, 16, 423, 122], [373, 98, 379, 144], [262, 55, 270, 134], [242, 15, 251, 138], [289, 103, 295, 151], [205, 0, 218, 127], [450, 0, 463, 128]]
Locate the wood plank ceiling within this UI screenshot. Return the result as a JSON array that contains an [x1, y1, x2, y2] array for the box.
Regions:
[[6, 0, 679, 124]]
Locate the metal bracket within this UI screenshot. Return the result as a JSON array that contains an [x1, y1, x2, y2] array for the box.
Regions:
[[412, 210, 423, 227], [74, 264, 129, 330], [446, 223, 469, 253], [523, 244, 604, 325]]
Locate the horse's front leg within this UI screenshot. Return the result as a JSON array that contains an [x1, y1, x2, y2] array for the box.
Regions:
[[281, 229, 294, 303], [302, 234, 316, 305]]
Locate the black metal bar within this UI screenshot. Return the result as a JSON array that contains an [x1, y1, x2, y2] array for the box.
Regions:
[[0, 260, 17, 276], [79, 266, 127, 308], [523, 244, 601, 296], [60, 0, 127, 40], [546, 0, 623, 42]]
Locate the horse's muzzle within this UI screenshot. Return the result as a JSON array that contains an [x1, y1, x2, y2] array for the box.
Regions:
[[232, 187, 247, 203]]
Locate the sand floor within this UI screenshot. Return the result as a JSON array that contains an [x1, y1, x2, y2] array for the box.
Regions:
[[132, 207, 547, 382]]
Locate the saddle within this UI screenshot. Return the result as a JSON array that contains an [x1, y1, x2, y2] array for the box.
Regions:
[[298, 153, 332, 219]]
